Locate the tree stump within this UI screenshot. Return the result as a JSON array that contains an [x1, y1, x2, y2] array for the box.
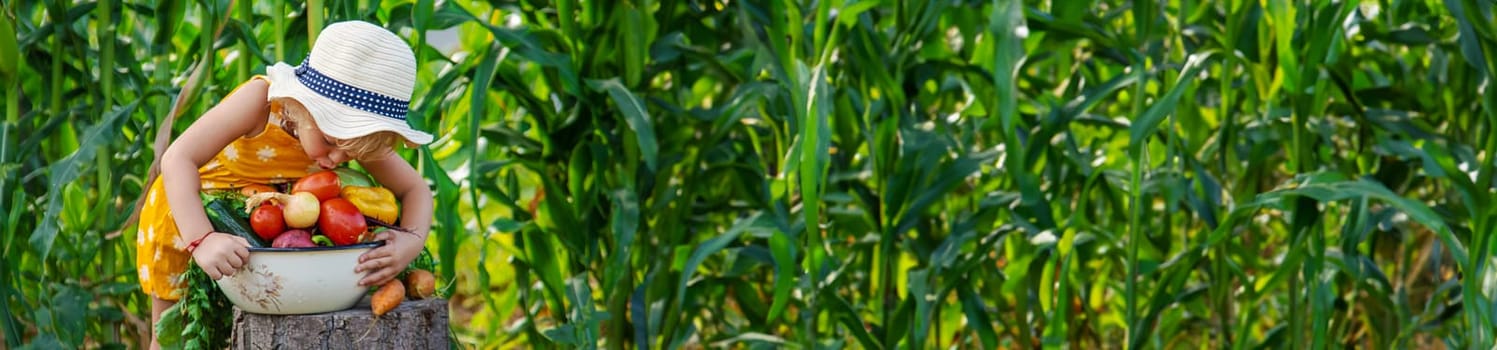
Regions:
[[231, 297, 449, 349]]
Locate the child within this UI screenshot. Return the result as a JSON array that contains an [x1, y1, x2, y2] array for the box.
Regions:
[[136, 21, 435, 348]]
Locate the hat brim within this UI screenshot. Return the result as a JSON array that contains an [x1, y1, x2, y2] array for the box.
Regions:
[[266, 63, 434, 145]]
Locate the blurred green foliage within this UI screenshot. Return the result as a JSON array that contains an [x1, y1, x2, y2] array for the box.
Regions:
[[4, 0, 1497, 348]]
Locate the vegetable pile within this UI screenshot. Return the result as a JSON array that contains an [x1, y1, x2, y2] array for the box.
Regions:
[[156, 167, 443, 348], [243, 169, 399, 248]]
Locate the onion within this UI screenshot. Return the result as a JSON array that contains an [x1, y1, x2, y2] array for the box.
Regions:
[[245, 192, 321, 229]]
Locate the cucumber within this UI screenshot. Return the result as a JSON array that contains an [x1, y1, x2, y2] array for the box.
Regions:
[[204, 197, 266, 248], [333, 167, 375, 187]]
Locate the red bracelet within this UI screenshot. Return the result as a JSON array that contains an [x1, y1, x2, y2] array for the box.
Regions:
[[185, 233, 212, 253]]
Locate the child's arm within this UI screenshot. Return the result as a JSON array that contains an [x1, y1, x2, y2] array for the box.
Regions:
[[161, 78, 272, 280], [354, 150, 434, 286]]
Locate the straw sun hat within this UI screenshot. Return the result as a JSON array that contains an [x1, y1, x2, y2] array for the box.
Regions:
[[265, 21, 433, 145]]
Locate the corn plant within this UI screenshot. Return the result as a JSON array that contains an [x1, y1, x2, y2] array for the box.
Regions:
[[6, 0, 1497, 348]]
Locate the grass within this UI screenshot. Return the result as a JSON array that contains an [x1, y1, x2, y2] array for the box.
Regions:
[[3, 0, 1496, 348]]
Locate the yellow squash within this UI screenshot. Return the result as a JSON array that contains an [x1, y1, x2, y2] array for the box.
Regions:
[[341, 186, 399, 224]]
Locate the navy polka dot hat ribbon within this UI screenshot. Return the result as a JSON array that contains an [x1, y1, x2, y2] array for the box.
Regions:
[[294, 53, 411, 120], [263, 21, 433, 145]]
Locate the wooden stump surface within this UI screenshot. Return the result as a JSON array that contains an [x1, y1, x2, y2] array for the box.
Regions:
[[232, 297, 449, 350]]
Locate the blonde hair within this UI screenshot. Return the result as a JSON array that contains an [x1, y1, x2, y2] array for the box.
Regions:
[[270, 97, 404, 162]]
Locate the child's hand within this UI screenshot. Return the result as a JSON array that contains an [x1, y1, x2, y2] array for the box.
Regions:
[[354, 229, 425, 287], [190, 232, 252, 279]]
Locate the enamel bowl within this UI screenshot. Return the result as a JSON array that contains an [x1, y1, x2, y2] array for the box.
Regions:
[[215, 242, 383, 315]]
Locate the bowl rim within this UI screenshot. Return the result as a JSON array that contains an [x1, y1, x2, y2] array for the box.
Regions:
[[249, 240, 385, 252]]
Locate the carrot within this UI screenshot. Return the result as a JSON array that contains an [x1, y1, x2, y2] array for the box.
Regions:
[[405, 269, 436, 299], [360, 279, 407, 343], [371, 279, 405, 317], [239, 183, 277, 197]]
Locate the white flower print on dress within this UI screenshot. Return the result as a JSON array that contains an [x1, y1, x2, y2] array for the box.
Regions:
[[258, 145, 277, 162]]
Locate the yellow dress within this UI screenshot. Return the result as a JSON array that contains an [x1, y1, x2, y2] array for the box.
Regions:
[[137, 76, 320, 300]]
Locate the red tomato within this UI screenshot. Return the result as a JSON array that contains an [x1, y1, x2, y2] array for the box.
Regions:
[[319, 198, 368, 246], [292, 171, 341, 201], [250, 204, 286, 242]]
